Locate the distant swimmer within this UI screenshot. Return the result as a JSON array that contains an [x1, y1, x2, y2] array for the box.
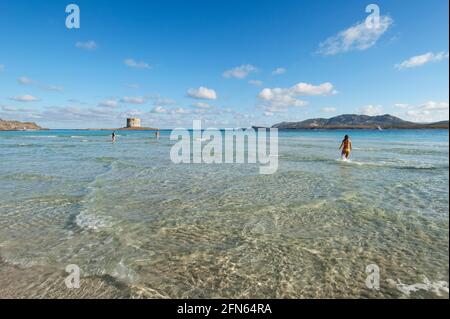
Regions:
[[339, 135, 352, 159], [112, 131, 116, 143], [155, 130, 160, 139]]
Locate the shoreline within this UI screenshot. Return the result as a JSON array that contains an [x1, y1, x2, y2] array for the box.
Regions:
[[1, 127, 449, 132]]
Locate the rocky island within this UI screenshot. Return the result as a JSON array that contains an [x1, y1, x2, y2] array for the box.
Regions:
[[272, 114, 449, 130], [0, 118, 47, 131]]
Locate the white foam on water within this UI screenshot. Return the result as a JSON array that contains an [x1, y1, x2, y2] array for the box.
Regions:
[[75, 212, 114, 231], [387, 277, 449, 297], [110, 260, 139, 284], [335, 158, 443, 170]]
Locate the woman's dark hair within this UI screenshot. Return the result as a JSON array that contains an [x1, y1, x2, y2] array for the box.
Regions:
[[343, 135, 349, 140]]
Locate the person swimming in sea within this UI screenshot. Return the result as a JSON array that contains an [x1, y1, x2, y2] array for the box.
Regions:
[[112, 131, 116, 143], [339, 134, 352, 159]]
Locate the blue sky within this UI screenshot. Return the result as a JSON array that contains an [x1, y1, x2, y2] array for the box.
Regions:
[[0, 0, 448, 128]]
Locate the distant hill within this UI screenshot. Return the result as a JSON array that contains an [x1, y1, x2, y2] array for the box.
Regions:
[[0, 118, 47, 131], [272, 114, 449, 129]]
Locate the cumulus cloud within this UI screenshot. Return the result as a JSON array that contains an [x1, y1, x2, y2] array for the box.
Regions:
[[321, 107, 337, 113], [124, 58, 152, 69], [187, 86, 217, 100], [272, 67, 286, 75], [75, 40, 97, 50], [98, 99, 119, 108], [420, 101, 449, 111], [400, 101, 448, 122], [258, 82, 336, 113], [395, 51, 449, 70], [18, 76, 63, 92], [223, 64, 258, 79], [357, 104, 384, 116], [120, 96, 147, 104], [318, 16, 392, 56], [9, 94, 41, 102]]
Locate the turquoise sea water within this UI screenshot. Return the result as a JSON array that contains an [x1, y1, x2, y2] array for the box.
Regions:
[[0, 129, 448, 298]]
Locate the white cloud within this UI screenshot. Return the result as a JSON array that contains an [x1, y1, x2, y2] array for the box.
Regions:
[[395, 51, 449, 70], [187, 86, 217, 100], [98, 99, 119, 108], [420, 101, 449, 111], [124, 58, 151, 69], [192, 102, 214, 109], [150, 106, 193, 115], [67, 99, 88, 105], [75, 40, 97, 50], [1, 105, 34, 112], [357, 104, 384, 116], [248, 79, 263, 86], [318, 16, 392, 56], [173, 107, 192, 114], [263, 111, 274, 117], [0, 103, 257, 129], [258, 82, 336, 113], [120, 96, 147, 104], [394, 103, 410, 109], [9, 94, 40, 102], [18, 76, 63, 92], [223, 64, 258, 79], [153, 96, 177, 106], [18, 76, 33, 85], [151, 106, 168, 113], [321, 107, 337, 113], [394, 101, 449, 122], [272, 67, 286, 75]]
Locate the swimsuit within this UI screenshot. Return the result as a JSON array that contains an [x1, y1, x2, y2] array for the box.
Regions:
[[342, 140, 350, 157]]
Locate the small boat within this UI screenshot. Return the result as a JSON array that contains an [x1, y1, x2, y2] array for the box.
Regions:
[[377, 125, 383, 131]]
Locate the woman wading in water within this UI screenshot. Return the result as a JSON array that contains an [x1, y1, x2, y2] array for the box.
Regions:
[[339, 135, 352, 159]]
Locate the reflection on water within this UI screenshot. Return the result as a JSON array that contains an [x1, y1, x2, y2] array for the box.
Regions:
[[0, 129, 448, 298]]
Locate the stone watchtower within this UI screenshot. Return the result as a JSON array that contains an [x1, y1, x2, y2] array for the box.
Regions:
[[126, 118, 141, 128]]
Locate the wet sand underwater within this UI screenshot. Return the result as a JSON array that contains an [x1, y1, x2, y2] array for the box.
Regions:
[[0, 129, 448, 298]]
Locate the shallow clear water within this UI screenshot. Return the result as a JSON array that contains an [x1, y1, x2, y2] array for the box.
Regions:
[[0, 129, 448, 298]]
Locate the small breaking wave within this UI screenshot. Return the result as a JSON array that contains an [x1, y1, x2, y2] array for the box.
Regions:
[[335, 158, 448, 170]]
